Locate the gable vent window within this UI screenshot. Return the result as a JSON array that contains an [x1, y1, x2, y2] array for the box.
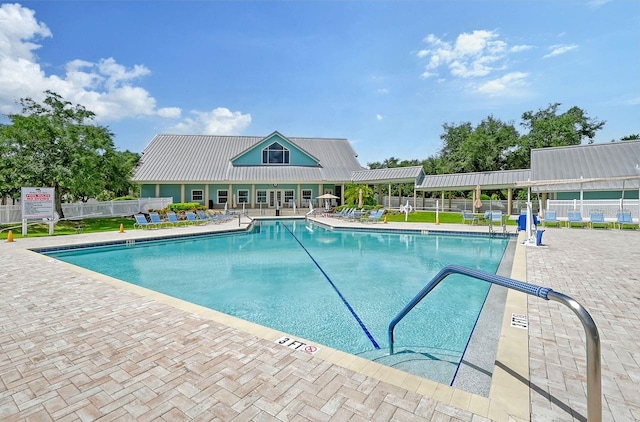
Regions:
[[262, 142, 290, 165]]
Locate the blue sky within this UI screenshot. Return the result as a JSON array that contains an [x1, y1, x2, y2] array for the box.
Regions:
[[1, 1, 638, 166]]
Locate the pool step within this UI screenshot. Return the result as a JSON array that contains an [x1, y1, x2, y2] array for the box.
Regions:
[[357, 347, 463, 385]]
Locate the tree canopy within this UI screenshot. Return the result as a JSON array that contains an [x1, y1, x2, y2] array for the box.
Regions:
[[0, 91, 140, 215], [364, 103, 608, 200]]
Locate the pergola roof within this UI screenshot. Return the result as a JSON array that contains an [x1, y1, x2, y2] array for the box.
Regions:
[[415, 169, 532, 192], [529, 141, 640, 191], [351, 166, 425, 184]]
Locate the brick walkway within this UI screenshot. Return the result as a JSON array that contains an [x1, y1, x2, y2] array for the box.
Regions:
[[526, 228, 640, 422], [1, 223, 639, 421]]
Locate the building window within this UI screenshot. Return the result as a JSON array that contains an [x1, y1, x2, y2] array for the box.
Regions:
[[256, 190, 267, 203], [218, 190, 228, 204], [284, 190, 294, 205], [191, 189, 203, 202], [302, 189, 312, 206], [262, 142, 290, 165], [237, 190, 249, 204]]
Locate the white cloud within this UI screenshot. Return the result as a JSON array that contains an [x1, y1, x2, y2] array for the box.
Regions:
[[418, 30, 520, 79], [0, 3, 51, 61], [0, 3, 249, 134], [510, 44, 533, 53], [376, 88, 389, 94], [587, 0, 613, 8], [376, 114, 383, 121], [157, 107, 182, 119], [544, 44, 579, 58], [168, 108, 251, 135], [475, 72, 529, 96]]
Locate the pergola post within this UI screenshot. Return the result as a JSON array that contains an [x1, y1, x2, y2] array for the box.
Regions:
[[507, 188, 513, 215]]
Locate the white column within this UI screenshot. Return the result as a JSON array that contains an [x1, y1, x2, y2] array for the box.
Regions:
[[180, 184, 185, 203]]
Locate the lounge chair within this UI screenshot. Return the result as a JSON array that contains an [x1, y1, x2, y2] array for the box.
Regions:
[[615, 211, 637, 229], [332, 208, 351, 218], [133, 214, 158, 229], [196, 210, 216, 223], [149, 212, 169, 228], [567, 211, 586, 228], [543, 210, 560, 228], [589, 211, 608, 229], [185, 211, 207, 225], [166, 211, 188, 227], [347, 208, 365, 220], [461, 210, 478, 225], [483, 210, 503, 225], [361, 209, 384, 223]]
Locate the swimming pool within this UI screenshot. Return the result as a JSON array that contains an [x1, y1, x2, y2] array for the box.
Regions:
[[44, 220, 510, 385]]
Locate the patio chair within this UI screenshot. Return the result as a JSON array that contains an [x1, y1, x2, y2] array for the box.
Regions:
[[543, 210, 560, 228], [166, 211, 188, 227], [567, 211, 586, 228], [615, 211, 637, 230], [589, 211, 608, 229], [197, 210, 217, 223], [461, 210, 478, 225], [483, 210, 503, 226], [133, 214, 158, 229], [185, 211, 207, 225], [149, 212, 169, 228], [335, 208, 353, 218], [361, 209, 384, 223]]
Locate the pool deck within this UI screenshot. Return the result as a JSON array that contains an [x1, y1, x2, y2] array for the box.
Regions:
[[1, 216, 639, 421]]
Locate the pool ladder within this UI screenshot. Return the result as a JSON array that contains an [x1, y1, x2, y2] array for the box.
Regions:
[[388, 264, 601, 422]]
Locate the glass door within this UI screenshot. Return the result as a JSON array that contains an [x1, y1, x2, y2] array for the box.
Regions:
[[269, 190, 283, 208]]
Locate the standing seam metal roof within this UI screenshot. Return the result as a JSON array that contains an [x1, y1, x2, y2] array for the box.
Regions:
[[133, 134, 364, 182], [415, 169, 532, 191], [350, 166, 425, 183], [530, 141, 640, 191]]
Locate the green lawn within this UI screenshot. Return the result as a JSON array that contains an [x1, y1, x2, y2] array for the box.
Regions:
[[384, 210, 517, 225], [0, 210, 516, 240], [0, 217, 135, 240]]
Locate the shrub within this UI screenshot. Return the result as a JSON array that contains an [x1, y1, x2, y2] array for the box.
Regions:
[[168, 202, 206, 212]]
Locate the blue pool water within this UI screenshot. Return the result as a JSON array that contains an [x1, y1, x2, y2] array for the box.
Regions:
[[44, 220, 509, 384]]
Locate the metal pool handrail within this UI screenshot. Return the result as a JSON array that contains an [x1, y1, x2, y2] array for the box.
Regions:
[[388, 264, 601, 422]]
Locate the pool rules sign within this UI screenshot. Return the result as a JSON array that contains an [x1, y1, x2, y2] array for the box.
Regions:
[[21, 187, 55, 235]]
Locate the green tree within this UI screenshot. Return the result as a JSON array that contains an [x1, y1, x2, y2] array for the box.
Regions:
[[438, 117, 520, 174], [508, 103, 606, 169], [620, 134, 639, 141], [343, 183, 375, 206], [0, 91, 134, 217]]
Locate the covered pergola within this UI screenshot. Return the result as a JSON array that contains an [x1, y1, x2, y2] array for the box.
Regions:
[[415, 169, 532, 215], [350, 167, 533, 215], [350, 166, 426, 207]]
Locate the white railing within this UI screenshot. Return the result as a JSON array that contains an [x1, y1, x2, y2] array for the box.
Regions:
[[382, 197, 537, 214], [546, 199, 640, 219], [0, 198, 173, 224]]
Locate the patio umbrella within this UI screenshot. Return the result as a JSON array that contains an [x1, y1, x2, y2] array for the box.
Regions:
[[316, 193, 339, 200], [473, 185, 482, 211], [358, 189, 363, 208]]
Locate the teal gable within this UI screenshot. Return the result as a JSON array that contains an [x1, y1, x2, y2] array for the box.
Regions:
[[231, 132, 319, 167]]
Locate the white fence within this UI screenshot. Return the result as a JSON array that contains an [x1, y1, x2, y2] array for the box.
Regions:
[[0, 198, 173, 224], [383, 196, 538, 214], [546, 199, 640, 219]]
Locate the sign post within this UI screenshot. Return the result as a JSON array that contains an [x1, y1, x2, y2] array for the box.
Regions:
[[21, 187, 55, 236]]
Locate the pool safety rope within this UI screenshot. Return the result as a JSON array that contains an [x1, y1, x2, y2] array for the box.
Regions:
[[279, 222, 381, 349]]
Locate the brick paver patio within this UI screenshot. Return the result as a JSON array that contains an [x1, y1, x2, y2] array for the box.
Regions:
[[1, 221, 638, 421]]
